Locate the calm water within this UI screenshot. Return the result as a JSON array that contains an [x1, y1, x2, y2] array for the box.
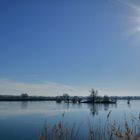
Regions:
[[0, 100, 140, 140]]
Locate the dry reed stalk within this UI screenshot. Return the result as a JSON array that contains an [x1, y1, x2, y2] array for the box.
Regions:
[[39, 112, 140, 140]]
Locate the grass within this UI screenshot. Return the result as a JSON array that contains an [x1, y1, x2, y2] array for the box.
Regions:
[[39, 112, 140, 140]]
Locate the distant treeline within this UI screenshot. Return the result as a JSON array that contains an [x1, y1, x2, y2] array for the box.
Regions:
[[0, 94, 140, 101], [0, 94, 57, 101], [110, 96, 140, 100]]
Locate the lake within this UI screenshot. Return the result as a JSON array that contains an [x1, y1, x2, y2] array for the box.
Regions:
[[0, 100, 140, 140]]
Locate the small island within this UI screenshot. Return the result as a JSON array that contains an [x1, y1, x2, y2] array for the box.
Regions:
[[82, 89, 117, 104]]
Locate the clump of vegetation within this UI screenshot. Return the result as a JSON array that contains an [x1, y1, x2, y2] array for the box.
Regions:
[[39, 112, 140, 140], [39, 113, 80, 140], [88, 112, 140, 140]]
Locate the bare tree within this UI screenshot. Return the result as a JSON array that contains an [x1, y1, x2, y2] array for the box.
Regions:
[[89, 89, 98, 102], [62, 93, 70, 102]]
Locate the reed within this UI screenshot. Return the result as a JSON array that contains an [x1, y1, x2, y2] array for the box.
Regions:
[[39, 112, 140, 140]]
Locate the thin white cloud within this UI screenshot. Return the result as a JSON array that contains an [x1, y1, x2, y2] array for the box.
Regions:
[[0, 79, 88, 96], [116, 0, 140, 12], [0, 79, 139, 96]]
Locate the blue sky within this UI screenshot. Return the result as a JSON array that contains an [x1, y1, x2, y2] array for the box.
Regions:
[[0, 0, 140, 96]]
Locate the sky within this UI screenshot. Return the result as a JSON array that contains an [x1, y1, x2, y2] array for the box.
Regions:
[[0, 0, 140, 96]]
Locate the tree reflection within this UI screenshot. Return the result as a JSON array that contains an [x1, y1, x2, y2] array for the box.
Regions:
[[88, 104, 99, 116], [88, 103, 117, 117], [20, 101, 28, 109], [127, 101, 131, 108], [103, 104, 109, 111]]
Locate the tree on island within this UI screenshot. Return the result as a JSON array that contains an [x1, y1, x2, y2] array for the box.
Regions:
[[21, 93, 28, 98], [62, 93, 70, 102], [103, 95, 109, 102], [89, 89, 98, 102]]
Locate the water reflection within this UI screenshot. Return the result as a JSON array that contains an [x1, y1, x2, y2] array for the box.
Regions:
[[87, 103, 117, 116], [0, 100, 139, 140], [20, 101, 28, 109], [88, 104, 99, 116], [127, 102, 131, 108]]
